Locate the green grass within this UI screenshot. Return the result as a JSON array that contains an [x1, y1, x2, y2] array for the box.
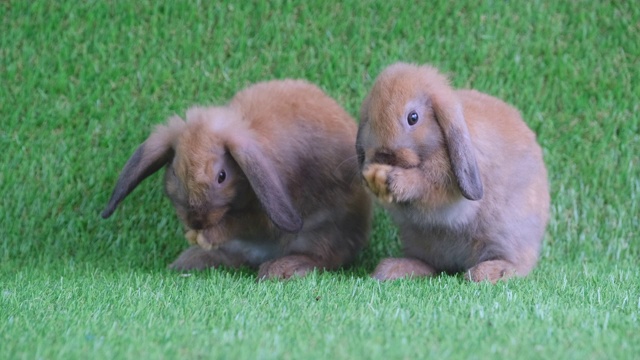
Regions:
[[1, 0, 639, 358]]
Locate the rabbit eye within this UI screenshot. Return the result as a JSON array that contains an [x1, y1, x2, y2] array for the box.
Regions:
[[407, 111, 419, 126], [217, 170, 227, 184]]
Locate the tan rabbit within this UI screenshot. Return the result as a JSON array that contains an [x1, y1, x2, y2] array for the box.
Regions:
[[356, 63, 549, 283], [102, 79, 372, 280]]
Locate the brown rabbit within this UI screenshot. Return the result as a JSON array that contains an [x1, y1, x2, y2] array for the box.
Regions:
[[102, 79, 372, 280], [356, 63, 549, 283]]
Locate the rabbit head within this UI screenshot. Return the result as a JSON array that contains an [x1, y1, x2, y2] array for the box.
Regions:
[[357, 63, 483, 206], [101, 106, 302, 233]]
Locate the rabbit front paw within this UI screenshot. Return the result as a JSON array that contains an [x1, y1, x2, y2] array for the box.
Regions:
[[362, 164, 394, 203], [185, 228, 223, 250]]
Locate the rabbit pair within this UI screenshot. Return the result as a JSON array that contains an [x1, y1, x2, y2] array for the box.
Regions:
[[103, 64, 549, 283], [102, 79, 372, 280], [357, 63, 550, 283]]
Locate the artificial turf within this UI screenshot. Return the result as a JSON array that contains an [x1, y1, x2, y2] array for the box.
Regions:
[[1, 1, 639, 358]]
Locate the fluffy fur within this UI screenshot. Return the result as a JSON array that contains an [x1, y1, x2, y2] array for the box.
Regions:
[[356, 63, 549, 283], [102, 79, 372, 280]]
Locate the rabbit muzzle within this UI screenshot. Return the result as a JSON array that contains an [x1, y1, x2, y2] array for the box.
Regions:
[[183, 207, 227, 231]]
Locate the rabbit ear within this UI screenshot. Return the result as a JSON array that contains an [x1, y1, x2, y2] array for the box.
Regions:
[[227, 138, 303, 233], [101, 118, 184, 218], [431, 93, 484, 200]]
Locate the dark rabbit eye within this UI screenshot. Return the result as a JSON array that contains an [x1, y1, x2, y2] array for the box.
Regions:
[[407, 111, 419, 126], [217, 170, 227, 184]]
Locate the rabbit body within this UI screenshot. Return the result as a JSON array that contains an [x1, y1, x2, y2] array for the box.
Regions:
[[103, 80, 372, 279], [357, 63, 549, 282]]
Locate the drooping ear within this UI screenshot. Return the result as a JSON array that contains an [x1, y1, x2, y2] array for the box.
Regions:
[[227, 137, 303, 233], [431, 91, 484, 201], [101, 117, 185, 218]]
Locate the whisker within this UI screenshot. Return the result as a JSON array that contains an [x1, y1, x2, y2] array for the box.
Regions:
[[334, 154, 359, 172], [334, 154, 364, 185]]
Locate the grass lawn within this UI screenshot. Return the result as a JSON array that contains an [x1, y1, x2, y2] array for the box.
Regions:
[[2, 0, 639, 358]]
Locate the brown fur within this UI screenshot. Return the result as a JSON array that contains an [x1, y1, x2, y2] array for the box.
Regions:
[[102, 79, 372, 280], [356, 63, 550, 283]]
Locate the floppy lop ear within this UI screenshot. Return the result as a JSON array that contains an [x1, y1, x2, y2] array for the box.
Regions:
[[101, 117, 185, 218], [431, 92, 484, 201], [227, 138, 303, 233]]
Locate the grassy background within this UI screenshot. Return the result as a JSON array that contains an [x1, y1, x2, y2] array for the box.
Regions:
[[2, 0, 639, 358]]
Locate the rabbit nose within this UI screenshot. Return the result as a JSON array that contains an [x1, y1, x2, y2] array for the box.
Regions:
[[373, 148, 396, 166], [189, 220, 204, 230]]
